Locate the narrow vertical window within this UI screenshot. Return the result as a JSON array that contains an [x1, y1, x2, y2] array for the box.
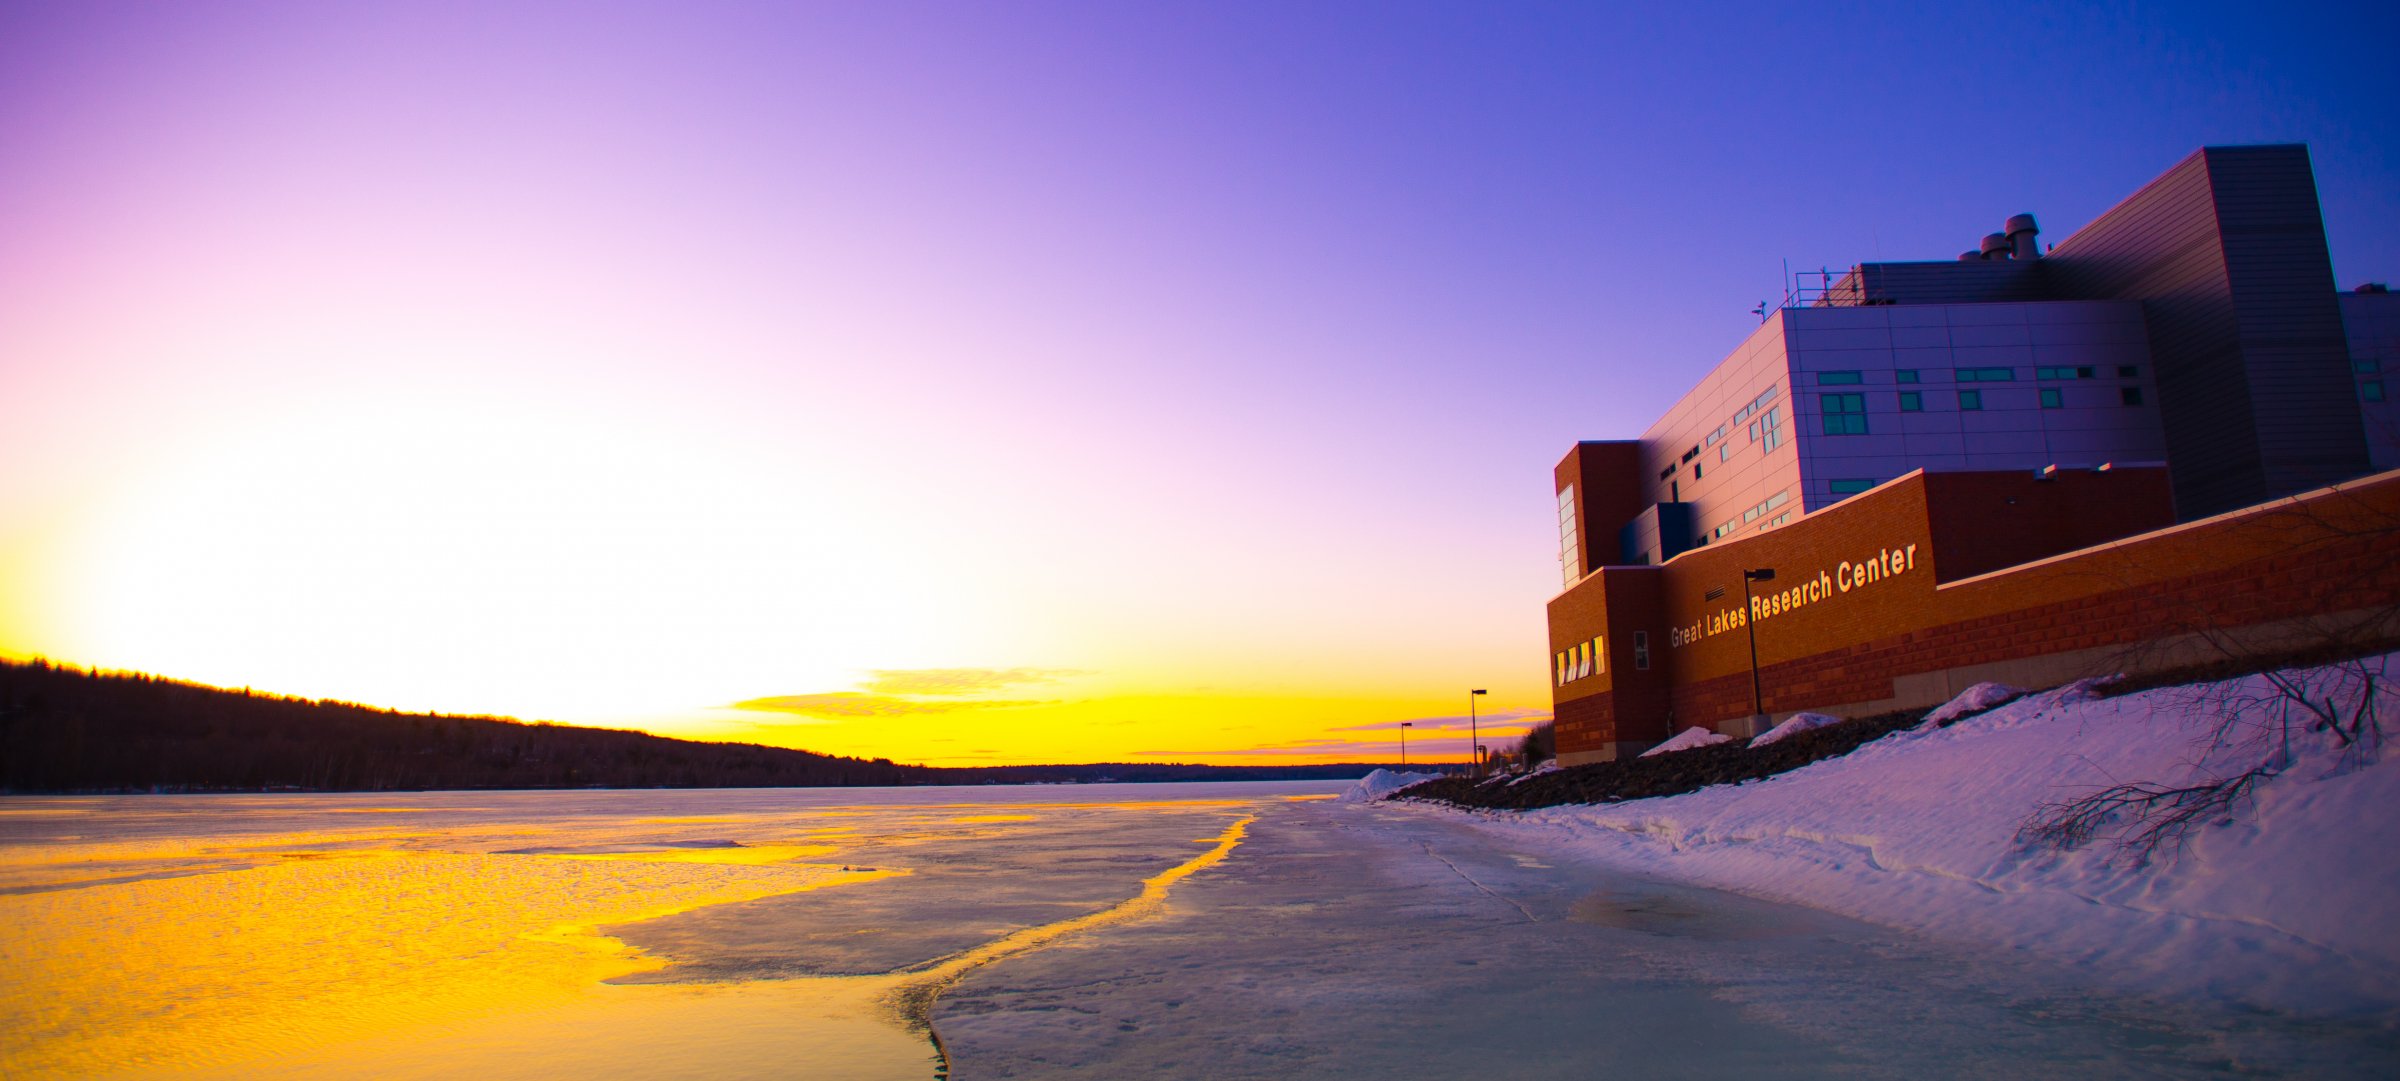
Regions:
[[1591, 636, 1605, 675], [1633, 631, 1650, 671]]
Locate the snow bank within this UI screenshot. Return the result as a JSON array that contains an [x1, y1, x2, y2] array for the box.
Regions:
[[1747, 711, 1840, 748], [1638, 726, 1731, 757], [1336, 769, 1440, 803], [1446, 658, 2400, 1020], [1920, 681, 2026, 727]]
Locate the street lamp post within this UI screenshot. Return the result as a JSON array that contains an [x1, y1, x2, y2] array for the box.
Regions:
[[1468, 689, 1488, 776], [1400, 721, 1412, 767], [1741, 568, 1776, 738]]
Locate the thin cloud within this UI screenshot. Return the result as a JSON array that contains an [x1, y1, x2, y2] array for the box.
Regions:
[[731, 692, 1053, 718], [1328, 707, 1549, 733], [1135, 728, 1537, 759], [860, 667, 1083, 696]]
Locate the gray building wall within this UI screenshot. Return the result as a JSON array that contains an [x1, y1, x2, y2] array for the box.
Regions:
[[2042, 144, 2366, 519], [2342, 291, 2400, 471], [1787, 302, 2163, 513]]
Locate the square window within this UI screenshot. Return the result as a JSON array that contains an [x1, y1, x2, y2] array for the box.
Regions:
[[1895, 369, 1919, 384], [1960, 389, 1983, 410], [1818, 392, 1866, 435], [2077, 366, 2095, 379], [2040, 388, 2063, 409], [1899, 391, 1922, 411], [2118, 365, 2139, 378], [2121, 386, 2143, 406], [2367, 380, 2388, 403], [1817, 370, 1863, 385]]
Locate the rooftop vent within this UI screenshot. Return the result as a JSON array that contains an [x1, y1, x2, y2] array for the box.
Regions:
[[1964, 214, 2040, 261]]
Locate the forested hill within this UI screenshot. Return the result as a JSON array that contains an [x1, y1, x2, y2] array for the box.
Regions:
[[0, 660, 1389, 792]]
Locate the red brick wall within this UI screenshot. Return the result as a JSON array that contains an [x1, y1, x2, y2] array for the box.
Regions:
[[1556, 442, 1646, 577], [1549, 465, 2400, 758], [1922, 469, 2177, 581]]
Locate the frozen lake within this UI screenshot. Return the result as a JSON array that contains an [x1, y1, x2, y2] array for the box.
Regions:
[[2, 785, 2385, 1078]]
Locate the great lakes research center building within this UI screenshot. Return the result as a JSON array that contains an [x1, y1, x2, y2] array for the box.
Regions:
[[1548, 145, 2400, 765]]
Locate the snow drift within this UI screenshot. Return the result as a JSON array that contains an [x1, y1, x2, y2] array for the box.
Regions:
[[1337, 769, 1440, 803], [1435, 656, 2400, 1020], [1638, 726, 1731, 757], [1746, 711, 1840, 748]]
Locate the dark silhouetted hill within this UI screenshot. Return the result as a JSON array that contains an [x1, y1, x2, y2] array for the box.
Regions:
[[0, 660, 1388, 792]]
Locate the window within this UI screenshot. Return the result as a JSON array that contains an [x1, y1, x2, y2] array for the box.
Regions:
[[1817, 370, 1863, 385], [1555, 651, 1568, 686], [1719, 443, 1731, 463], [1955, 367, 2015, 382], [1713, 519, 1739, 539], [2121, 386, 2143, 407], [1590, 636, 1605, 676], [1730, 383, 1782, 430], [1680, 445, 1700, 463], [1960, 389, 1984, 410], [1820, 393, 1867, 434], [1760, 406, 1785, 452], [2358, 359, 2383, 374], [2118, 365, 2139, 378], [1828, 478, 1878, 498], [2035, 366, 2096, 380], [1633, 631, 1650, 671], [1899, 391, 1923, 412], [2368, 381, 2388, 403], [1692, 462, 1703, 480], [1895, 369, 1920, 384], [1557, 485, 1580, 588], [2040, 388, 2063, 409], [1741, 489, 1790, 524]]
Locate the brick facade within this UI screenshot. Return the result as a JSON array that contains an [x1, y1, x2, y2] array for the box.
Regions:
[[1548, 466, 2400, 763]]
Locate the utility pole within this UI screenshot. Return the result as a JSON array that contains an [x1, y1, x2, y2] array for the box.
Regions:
[[1741, 568, 1776, 738], [1468, 689, 1488, 776]]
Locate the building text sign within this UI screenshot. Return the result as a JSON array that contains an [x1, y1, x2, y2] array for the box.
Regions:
[[1669, 543, 1919, 648]]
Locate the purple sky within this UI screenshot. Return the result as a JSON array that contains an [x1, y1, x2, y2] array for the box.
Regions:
[[1, 2, 2393, 762]]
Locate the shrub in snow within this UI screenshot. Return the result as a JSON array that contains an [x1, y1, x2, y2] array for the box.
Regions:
[[1639, 726, 1732, 757], [1337, 768, 1441, 803], [1749, 712, 1840, 749]]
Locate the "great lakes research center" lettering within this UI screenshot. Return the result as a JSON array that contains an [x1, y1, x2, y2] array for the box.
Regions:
[[1669, 543, 1918, 649]]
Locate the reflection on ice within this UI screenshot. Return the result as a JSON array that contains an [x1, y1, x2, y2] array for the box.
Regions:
[[0, 784, 1317, 1079]]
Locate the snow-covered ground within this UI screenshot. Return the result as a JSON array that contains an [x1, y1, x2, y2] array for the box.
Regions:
[[1429, 658, 2400, 1022]]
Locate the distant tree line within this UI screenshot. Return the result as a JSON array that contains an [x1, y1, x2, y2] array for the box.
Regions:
[[0, 660, 1384, 792]]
